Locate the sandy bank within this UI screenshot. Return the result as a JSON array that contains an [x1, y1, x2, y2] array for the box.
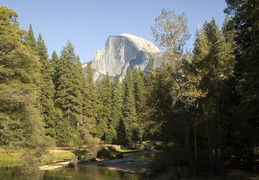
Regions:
[[82, 151, 160, 174]]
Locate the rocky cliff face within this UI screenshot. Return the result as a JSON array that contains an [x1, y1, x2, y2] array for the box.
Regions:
[[86, 33, 160, 81]]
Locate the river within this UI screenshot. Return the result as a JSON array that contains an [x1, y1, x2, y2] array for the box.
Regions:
[[0, 153, 157, 180], [0, 164, 138, 180]]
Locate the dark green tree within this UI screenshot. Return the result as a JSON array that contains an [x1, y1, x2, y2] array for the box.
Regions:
[[96, 73, 116, 143], [36, 34, 57, 138], [132, 68, 148, 142], [80, 63, 98, 144], [50, 50, 59, 88], [111, 75, 123, 143], [55, 41, 84, 147], [122, 70, 137, 144], [224, 0, 259, 170], [190, 18, 235, 175]]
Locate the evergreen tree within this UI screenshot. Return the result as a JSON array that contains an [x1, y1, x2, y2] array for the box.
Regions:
[[145, 64, 159, 140], [132, 68, 148, 142], [36, 34, 57, 138], [80, 63, 97, 144], [96, 73, 116, 143], [0, 6, 49, 171], [190, 18, 235, 175], [50, 50, 59, 88], [55, 41, 84, 146], [24, 24, 37, 53], [225, 0, 259, 170], [111, 75, 123, 143], [122, 70, 137, 144], [149, 65, 175, 142], [84, 63, 98, 121]]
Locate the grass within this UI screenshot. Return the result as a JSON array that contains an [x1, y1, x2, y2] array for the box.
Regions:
[[42, 151, 76, 164], [0, 154, 21, 166], [0, 144, 151, 167], [0, 147, 76, 167]]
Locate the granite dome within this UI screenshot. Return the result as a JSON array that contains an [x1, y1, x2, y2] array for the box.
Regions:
[[87, 34, 160, 81], [118, 33, 160, 53]]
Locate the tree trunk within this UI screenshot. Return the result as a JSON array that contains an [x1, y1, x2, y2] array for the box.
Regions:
[[183, 106, 192, 176], [193, 114, 198, 177]]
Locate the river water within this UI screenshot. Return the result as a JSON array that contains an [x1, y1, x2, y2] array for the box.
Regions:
[[0, 153, 159, 179], [0, 165, 138, 180]]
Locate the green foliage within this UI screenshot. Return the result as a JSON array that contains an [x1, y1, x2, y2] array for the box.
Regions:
[[0, 6, 50, 171], [184, 18, 236, 176], [152, 9, 190, 55], [80, 63, 97, 144], [24, 24, 37, 52], [224, 0, 259, 170], [54, 41, 84, 146], [96, 145, 125, 160], [84, 63, 98, 121], [111, 75, 123, 133], [1, 4, 257, 176], [116, 119, 127, 145], [132, 68, 147, 142], [50, 50, 59, 88], [105, 127, 117, 144], [96, 73, 115, 143], [122, 70, 137, 143], [36, 34, 57, 139]]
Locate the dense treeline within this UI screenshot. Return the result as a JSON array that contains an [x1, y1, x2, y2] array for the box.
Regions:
[[0, 0, 258, 176]]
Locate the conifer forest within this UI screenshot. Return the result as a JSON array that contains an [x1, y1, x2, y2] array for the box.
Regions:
[[0, 0, 258, 178]]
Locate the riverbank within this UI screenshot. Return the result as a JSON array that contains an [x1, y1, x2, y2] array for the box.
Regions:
[[0, 147, 76, 168], [81, 151, 160, 174]]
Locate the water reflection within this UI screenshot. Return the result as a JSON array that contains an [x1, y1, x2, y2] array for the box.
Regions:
[[0, 165, 138, 180]]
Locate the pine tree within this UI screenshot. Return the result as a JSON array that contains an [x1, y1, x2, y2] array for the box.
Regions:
[[24, 24, 37, 53], [0, 6, 49, 171], [84, 63, 98, 121], [55, 41, 84, 146], [50, 50, 59, 88], [190, 18, 235, 175], [36, 34, 57, 138], [111, 75, 123, 128], [132, 68, 148, 142], [80, 63, 97, 144], [122, 70, 137, 143], [225, 0, 259, 170], [96, 73, 116, 143], [110, 74, 123, 143], [145, 64, 159, 139]]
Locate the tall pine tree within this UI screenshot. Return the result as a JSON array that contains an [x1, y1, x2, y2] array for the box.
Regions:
[[132, 68, 148, 142], [36, 34, 57, 139], [111, 75, 124, 144], [122, 70, 137, 144], [96, 73, 116, 143], [225, 0, 259, 170], [190, 18, 235, 175], [55, 41, 84, 147], [80, 63, 98, 144]]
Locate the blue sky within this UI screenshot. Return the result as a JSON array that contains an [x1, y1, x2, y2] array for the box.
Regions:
[[1, 0, 227, 63]]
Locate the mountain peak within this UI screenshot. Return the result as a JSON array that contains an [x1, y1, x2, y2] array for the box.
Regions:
[[118, 33, 160, 53], [88, 34, 160, 81]]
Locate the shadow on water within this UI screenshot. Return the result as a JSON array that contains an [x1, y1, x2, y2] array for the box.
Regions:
[[0, 165, 138, 180]]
